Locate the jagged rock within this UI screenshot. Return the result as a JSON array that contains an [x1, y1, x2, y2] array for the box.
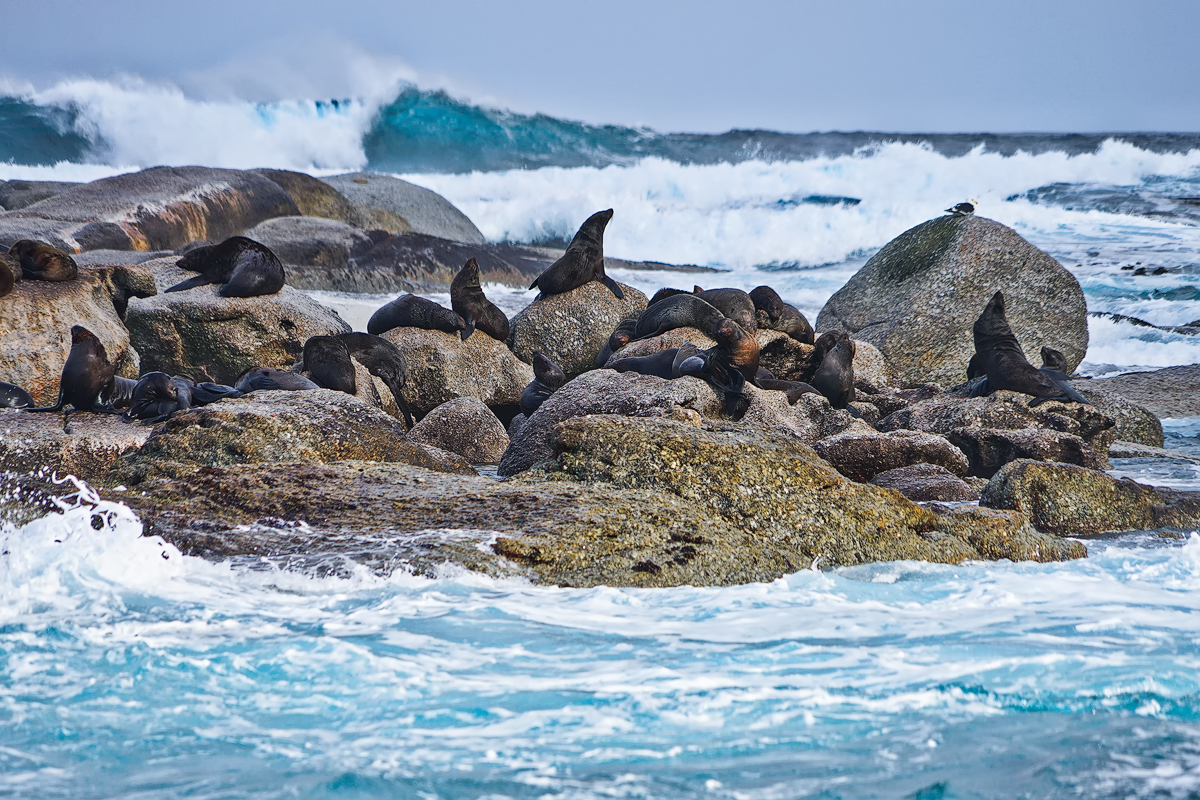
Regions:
[[110, 389, 472, 485], [406, 397, 509, 463], [1108, 441, 1200, 461], [947, 426, 1107, 479], [980, 459, 1200, 536], [241, 216, 373, 269], [938, 505, 1085, 561], [321, 172, 484, 243], [508, 281, 648, 377], [1075, 384, 1162, 447], [250, 168, 364, 226], [0, 264, 156, 404], [816, 215, 1088, 387], [0, 166, 298, 252], [869, 463, 980, 502], [0, 408, 152, 484], [380, 327, 533, 415], [813, 429, 969, 483], [1086, 366, 1199, 422]]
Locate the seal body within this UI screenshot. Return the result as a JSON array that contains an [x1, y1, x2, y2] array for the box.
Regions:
[[367, 294, 466, 336], [302, 335, 357, 394], [0, 381, 33, 408], [451, 257, 510, 341], [124, 372, 192, 422], [749, 285, 784, 326], [770, 304, 815, 344], [519, 352, 567, 416], [970, 292, 1086, 406], [235, 367, 320, 393], [8, 240, 77, 282], [166, 236, 285, 297], [529, 209, 623, 300], [595, 314, 640, 367], [0, 252, 21, 296], [336, 332, 414, 427], [608, 344, 701, 380], [108, 376, 137, 409], [811, 331, 856, 409], [676, 319, 758, 415], [27, 326, 116, 413], [693, 287, 757, 333], [633, 294, 725, 340], [648, 287, 689, 306]]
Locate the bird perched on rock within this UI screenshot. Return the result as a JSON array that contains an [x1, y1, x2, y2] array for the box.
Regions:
[[945, 200, 978, 217]]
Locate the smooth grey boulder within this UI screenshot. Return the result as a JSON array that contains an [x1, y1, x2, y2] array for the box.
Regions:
[[816, 215, 1087, 387], [1088, 365, 1200, 419], [242, 216, 374, 269], [0, 180, 80, 211], [321, 172, 485, 244], [250, 168, 364, 226]]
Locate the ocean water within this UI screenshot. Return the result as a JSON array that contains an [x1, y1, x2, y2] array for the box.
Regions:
[[3, 77, 1200, 797]]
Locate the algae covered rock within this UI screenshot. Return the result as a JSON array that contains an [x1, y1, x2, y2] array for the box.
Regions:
[[0, 408, 152, 485], [1076, 384, 1163, 447], [816, 215, 1087, 387], [869, 463, 980, 502], [406, 397, 510, 463], [508, 281, 648, 377], [946, 426, 1107, 479], [250, 168, 364, 225]]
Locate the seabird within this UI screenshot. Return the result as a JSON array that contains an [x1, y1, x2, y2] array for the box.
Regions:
[[945, 199, 978, 217]]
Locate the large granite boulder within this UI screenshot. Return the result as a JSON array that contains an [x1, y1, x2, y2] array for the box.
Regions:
[[406, 397, 509, 463], [112, 389, 472, 485], [816, 215, 1088, 387], [1075, 384, 1162, 447], [0, 409, 152, 484], [869, 463, 980, 502], [813, 429, 969, 483], [0, 180, 80, 211], [380, 327, 533, 416], [508, 281, 648, 377], [0, 167, 298, 252], [241, 216, 373, 269], [0, 264, 156, 404], [250, 168, 363, 225], [980, 460, 1200, 536], [1087, 365, 1200, 419], [125, 259, 351, 384], [321, 173, 484, 243]]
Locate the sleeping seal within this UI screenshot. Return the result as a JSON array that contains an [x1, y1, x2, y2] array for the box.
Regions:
[[166, 236, 285, 297], [633, 294, 725, 340], [693, 286, 757, 333], [519, 352, 568, 416], [25, 326, 117, 413], [301, 335, 357, 394], [969, 292, 1088, 406], [235, 366, 321, 393], [8, 240, 78, 282], [123, 373, 192, 423], [529, 209, 623, 300], [810, 331, 856, 409], [367, 294, 466, 336], [0, 381, 34, 408], [749, 285, 785, 326], [648, 287, 690, 306], [451, 257, 510, 341], [608, 343, 701, 380], [0, 252, 20, 296], [771, 304, 815, 344]]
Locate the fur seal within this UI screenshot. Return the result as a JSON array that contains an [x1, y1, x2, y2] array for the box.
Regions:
[[693, 286, 757, 333], [648, 287, 690, 306], [123, 373, 192, 423], [26, 326, 117, 413], [595, 314, 640, 367], [519, 352, 568, 416], [749, 285, 784, 326], [969, 292, 1087, 406], [166, 236, 285, 297], [1040, 346, 1071, 373], [336, 332, 414, 428], [608, 343, 701, 380], [301, 335, 357, 394], [810, 331, 856, 409], [767, 304, 815, 344], [529, 209, 623, 300], [0, 252, 20, 296], [633, 294, 725, 340], [367, 294, 466, 336], [451, 257, 510, 341], [108, 376, 137, 409], [676, 319, 759, 415], [8, 240, 78, 282], [234, 366, 320, 393], [0, 381, 33, 408]]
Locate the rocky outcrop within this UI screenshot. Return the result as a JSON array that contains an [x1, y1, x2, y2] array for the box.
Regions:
[[0, 180, 80, 211], [980, 460, 1200, 536], [0, 408, 152, 484], [111, 389, 472, 485], [869, 463, 980, 502], [241, 216, 374, 269], [125, 261, 351, 384], [1087, 365, 1200, 419], [816, 215, 1088, 387], [946, 426, 1106, 478], [380, 327, 533, 415], [1075, 384, 1162, 447], [0, 166, 299, 252], [508, 281, 648, 377], [321, 172, 484, 243], [813, 429, 969, 483], [250, 168, 364, 226], [0, 264, 156, 404], [1108, 441, 1200, 461], [406, 397, 510, 463]]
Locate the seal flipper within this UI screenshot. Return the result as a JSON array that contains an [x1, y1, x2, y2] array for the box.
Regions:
[[191, 382, 242, 405], [966, 377, 992, 398], [460, 318, 476, 341], [164, 274, 217, 293], [598, 273, 625, 300], [1034, 368, 1089, 405], [25, 387, 66, 412]]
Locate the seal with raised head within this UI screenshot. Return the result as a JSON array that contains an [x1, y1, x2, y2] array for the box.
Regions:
[[451, 257, 510, 342], [234, 366, 321, 393], [166, 236, 285, 297], [0, 251, 20, 296], [693, 286, 757, 333], [633, 294, 725, 341], [810, 331, 856, 409], [519, 352, 568, 416], [367, 294, 466, 336], [676, 319, 760, 415], [1040, 346, 1071, 374], [969, 291, 1087, 406], [26, 326, 117, 413], [749, 285, 784, 326], [336, 332, 414, 428], [595, 314, 640, 367], [529, 209, 623, 300], [0, 381, 34, 408], [301, 335, 357, 394], [8, 239, 78, 282]]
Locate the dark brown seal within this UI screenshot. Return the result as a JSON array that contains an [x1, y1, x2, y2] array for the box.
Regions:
[[0, 252, 20, 296], [811, 331, 856, 409], [749, 285, 784, 326], [166, 236, 285, 297], [234, 366, 320, 393], [302, 335, 357, 394], [633, 294, 725, 340], [8, 239, 78, 282], [676, 319, 759, 415], [519, 352, 568, 416], [595, 314, 640, 367], [451, 257, 510, 342], [1040, 346, 1070, 373], [529, 209, 623, 300], [648, 287, 690, 305], [123, 372, 192, 423], [367, 294, 466, 336], [26, 326, 117, 413], [693, 286, 757, 333], [608, 343, 701, 380], [336, 332, 414, 428], [771, 304, 815, 344], [0, 381, 33, 408]]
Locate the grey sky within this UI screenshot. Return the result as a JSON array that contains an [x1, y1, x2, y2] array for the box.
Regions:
[[4, 0, 1199, 133]]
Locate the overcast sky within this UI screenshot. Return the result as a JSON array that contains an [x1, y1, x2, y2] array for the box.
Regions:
[[3, 0, 1199, 133]]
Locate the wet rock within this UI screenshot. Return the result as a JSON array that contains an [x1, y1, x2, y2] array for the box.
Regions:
[[0, 408, 152, 484], [125, 260, 350, 384], [0, 264, 156, 404], [937, 505, 1086, 561], [817, 215, 1088, 387], [406, 397, 510, 463], [241, 216, 373, 269], [946, 426, 1106, 478], [380, 327, 533, 415], [250, 168, 364, 225], [980, 459, 1200, 536], [869, 463, 980, 502], [1087, 365, 1200, 420], [321, 172, 484, 243], [508, 281, 648, 377], [813, 429, 969, 483], [1075, 384, 1162, 447], [1108, 440, 1200, 461], [111, 389, 472, 485]]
